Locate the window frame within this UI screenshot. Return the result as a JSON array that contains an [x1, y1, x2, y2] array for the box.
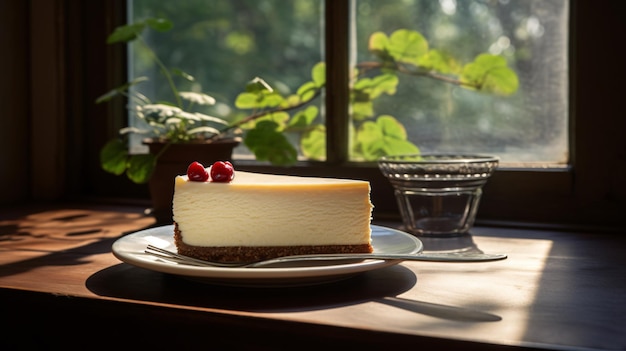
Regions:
[[72, 0, 625, 230]]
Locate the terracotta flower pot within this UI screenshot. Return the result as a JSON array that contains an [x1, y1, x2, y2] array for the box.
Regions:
[[144, 138, 240, 224]]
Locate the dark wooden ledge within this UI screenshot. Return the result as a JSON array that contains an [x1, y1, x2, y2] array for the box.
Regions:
[[1, 203, 624, 350]]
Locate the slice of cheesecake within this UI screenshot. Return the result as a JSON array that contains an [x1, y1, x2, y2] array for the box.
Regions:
[[172, 169, 374, 262]]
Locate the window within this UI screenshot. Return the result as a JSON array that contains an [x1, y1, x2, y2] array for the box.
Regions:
[[128, 0, 568, 167]]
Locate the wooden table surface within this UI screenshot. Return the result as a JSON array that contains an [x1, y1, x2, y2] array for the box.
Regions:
[[1, 203, 625, 350]]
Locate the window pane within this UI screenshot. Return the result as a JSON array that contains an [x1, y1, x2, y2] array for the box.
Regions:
[[352, 0, 569, 165], [127, 0, 568, 167], [128, 0, 324, 158]]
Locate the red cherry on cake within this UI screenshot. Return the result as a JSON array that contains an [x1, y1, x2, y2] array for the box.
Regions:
[[186, 161, 209, 182], [210, 161, 235, 182]]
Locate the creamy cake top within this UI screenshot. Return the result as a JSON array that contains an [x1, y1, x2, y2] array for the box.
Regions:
[[176, 170, 370, 188]]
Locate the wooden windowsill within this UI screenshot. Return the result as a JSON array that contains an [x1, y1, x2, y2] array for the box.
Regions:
[[1, 202, 624, 350]]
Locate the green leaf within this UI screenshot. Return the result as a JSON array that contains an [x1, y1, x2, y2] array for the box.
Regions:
[[261, 92, 285, 108], [377, 115, 407, 140], [354, 74, 398, 99], [352, 100, 374, 121], [462, 54, 507, 82], [480, 66, 519, 95], [241, 111, 290, 130], [368, 31, 390, 59], [288, 106, 318, 129], [95, 77, 148, 103], [355, 121, 384, 160], [234, 92, 260, 109], [387, 29, 429, 65], [236, 89, 284, 109], [107, 18, 171, 44], [352, 83, 372, 101], [95, 89, 121, 104], [461, 54, 519, 95], [417, 49, 460, 74], [354, 116, 419, 161], [282, 94, 301, 107], [100, 139, 129, 175], [351, 74, 397, 121], [311, 62, 326, 87], [378, 115, 420, 156], [297, 81, 319, 102], [301, 125, 326, 161], [244, 121, 297, 165], [145, 18, 173, 32], [370, 74, 398, 98], [381, 138, 420, 156], [267, 111, 291, 130], [245, 77, 273, 93], [355, 121, 382, 145], [107, 23, 146, 44], [126, 154, 156, 184]]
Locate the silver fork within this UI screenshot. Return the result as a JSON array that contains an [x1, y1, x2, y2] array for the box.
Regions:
[[145, 245, 247, 268], [144, 245, 507, 268]]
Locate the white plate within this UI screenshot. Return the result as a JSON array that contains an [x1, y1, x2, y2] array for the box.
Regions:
[[112, 224, 423, 287]]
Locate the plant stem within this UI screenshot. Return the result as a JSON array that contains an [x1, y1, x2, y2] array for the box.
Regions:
[[137, 35, 183, 108], [210, 88, 324, 140], [356, 61, 479, 89]]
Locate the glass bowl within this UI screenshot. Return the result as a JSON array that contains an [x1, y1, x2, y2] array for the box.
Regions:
[[378, 154, 499, 236]]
